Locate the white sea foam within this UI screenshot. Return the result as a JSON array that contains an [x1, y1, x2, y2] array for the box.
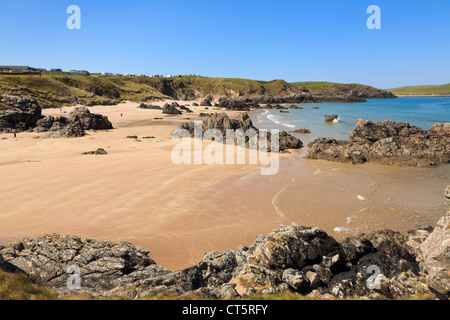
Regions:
[[267, 113, 297, 129], [332, 117, 340, 123]]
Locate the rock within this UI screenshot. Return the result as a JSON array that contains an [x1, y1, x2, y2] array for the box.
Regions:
[[306, 120, 450, 166], [0, 95, 42, 132], [179, 105, 193, 113], [431, 123, 450, 135], [0, 222, 444, 300], [289, 129, 311, 134], [175, 112, 303, 152], [325, 114, 339, 123], [126, 136, 138, 139], [312, 107, 320, 110], [0, 234, 157, 295], [200, 99, 212, 107], [162, 103, 182, 115], [445, 186, 450, 206], [197, 251, 237, 286], [69, 107, 113, 130], [139, 103, 162, 110], [82, 148, 108, 155], [282, 269, 310, 292], [420, 212, 450, 298]]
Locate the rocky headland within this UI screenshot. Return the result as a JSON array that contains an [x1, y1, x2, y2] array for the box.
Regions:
[[306, 120, 450, 166]]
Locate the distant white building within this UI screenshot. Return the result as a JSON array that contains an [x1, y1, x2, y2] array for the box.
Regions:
[[0, 66, 41, 74], [102, 72, 114, 76]]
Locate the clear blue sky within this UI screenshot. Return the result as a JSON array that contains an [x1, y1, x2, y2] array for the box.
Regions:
[[1, 0, 449, 88]]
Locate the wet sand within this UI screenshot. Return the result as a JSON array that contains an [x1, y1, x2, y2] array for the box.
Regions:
[[0, 101, 448, 271]]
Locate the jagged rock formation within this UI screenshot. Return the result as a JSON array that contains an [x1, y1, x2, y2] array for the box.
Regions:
[[162, 103, 182, 115], [419, 213, 450, 298], [2, 216, 448, 299], [174, 112, 303, 152], [68, 107, 113, 131], [306, 120, 450, 166], [0, 95, 42, 132], [0, 95, 113, 137]]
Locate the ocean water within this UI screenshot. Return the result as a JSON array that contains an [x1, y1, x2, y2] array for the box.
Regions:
[[249, 97, 450, 238], [253, 97, 450, 143]]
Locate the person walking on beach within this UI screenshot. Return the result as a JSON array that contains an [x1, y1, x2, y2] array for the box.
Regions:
[[13, 129, 16, 138]]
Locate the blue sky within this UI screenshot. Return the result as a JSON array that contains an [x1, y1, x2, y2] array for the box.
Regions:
[[0, 0, 449, 88]]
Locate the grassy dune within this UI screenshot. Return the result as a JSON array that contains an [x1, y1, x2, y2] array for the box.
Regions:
[[388, 83, 450, 96]]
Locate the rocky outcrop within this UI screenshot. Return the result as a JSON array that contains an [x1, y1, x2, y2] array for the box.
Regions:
[[162, 103, 182, 115], [306, 120, 450, 166], [174, 112, 303, 152], [0, 95, 113, 137], [69, 107, 113, 131], [0, 234, 167, 295], [420, 212, 450, 298], [2, 222, 446, 300], [0, 95, 42, 132]]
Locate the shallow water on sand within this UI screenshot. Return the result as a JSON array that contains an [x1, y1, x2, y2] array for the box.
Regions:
[[250, 98, 450, 239]]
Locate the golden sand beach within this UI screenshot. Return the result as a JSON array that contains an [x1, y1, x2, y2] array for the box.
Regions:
[[0, 101, 448, 271]]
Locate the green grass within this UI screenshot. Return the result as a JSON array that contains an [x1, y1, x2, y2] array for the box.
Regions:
[[0, 270, 57, 300], [0, 74, 393, 109], [388, 83, 450, 96]]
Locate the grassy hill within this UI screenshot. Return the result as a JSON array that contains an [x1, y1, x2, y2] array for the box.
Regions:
[[0, 73, 394, 108], [388, 83, 450, 96]]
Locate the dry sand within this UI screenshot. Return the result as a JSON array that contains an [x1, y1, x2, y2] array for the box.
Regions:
[[0, 101, 291, 270]]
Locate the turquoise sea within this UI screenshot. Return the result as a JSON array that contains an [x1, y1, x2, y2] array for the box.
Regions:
[[253, 97, 450, 143], [249, 97, 449, 237]]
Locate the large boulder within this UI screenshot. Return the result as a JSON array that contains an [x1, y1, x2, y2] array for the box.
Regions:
[[0, 234, 163, 295], [0, 95, 42, 132], [325, 114, 339, 123], [69, 107, 113, 130], [420, 212, 450, 298], [162, 103, 182, 115]]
